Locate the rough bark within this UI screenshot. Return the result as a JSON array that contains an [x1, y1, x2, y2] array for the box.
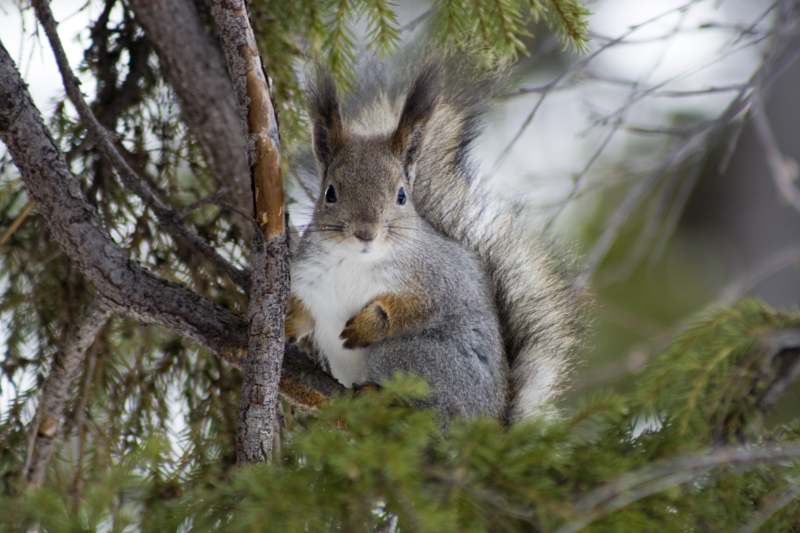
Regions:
[[31, 0, 249, 289], [0, 39, 247, 359], [210, 0, 289, 464], [128, 0, 254, 240], [0, 34, 341, 412], [23, 299, 111, 487]]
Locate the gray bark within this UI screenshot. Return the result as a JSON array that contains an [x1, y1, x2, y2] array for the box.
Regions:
[[209, 0, 290, 464], [128, 0, 254, 241], [31, 0, 249, 289], [239, 234, 289, 463], [0, 38, 247, 360], [23, 299, 111, 487], [0, 34, 341, 413]]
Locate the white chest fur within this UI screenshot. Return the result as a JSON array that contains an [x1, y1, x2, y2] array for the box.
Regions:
[[292, 248, 393, 387]]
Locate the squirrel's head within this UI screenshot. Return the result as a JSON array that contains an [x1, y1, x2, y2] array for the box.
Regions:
[[306, 66, 439, 257]]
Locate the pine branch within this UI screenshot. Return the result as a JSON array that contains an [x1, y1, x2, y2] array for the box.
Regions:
[[0, 39, 343, 407], [31, 0, 250, 290], [361, 0, 401, 53], [22, 298, 111, 488], [558, 442, 800, 533], [543, 0, 590, 51], [127, 0, 255, 241], [209, 0, 290, 464], [327, 0, 358, 84]]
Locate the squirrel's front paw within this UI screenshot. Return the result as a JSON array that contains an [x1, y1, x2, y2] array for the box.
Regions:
[[340, 302, 389, 349]]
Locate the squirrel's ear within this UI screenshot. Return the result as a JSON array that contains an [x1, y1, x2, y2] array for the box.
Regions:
[[391, 65, 440, 180], [308, 68, 346, 171]]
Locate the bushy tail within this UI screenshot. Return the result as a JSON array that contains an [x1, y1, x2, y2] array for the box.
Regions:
[[331, 56, 585, 421], [406, 60, 584, 421]]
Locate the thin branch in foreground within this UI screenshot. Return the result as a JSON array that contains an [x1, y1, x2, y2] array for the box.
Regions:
[[738, 484, 800, 533], [30, 0, 250, 290], [751, 95, 800, 214], [22, 298, 111, 488], [557, 442, 800, 533], [209, 0, 290, 464]]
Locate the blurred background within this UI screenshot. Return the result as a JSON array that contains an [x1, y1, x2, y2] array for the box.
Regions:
[[1, 0, 799, 451]]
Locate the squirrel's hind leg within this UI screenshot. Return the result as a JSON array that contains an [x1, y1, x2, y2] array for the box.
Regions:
[[366, 331, 507, 420]]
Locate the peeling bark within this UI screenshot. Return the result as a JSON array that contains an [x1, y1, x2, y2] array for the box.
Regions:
[[23, 299, 110, 487], [210, 0, 289, 464]]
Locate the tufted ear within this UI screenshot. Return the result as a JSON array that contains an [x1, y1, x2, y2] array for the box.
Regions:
[[391, 65, 440, 180], [308, 67, 346, 171]]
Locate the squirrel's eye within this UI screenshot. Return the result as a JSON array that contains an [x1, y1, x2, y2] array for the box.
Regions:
[[396, 186, 407, 206], [325, 184, 337, 203]]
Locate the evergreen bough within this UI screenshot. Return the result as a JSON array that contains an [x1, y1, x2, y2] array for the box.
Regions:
[[2, 301, 799, 531]]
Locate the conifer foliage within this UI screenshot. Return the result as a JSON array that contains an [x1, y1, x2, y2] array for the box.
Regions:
[[1, 0, 799, 531], [3, 302, 800, 531]]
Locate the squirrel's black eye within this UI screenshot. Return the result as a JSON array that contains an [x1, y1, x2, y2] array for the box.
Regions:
[[325, 184, 337, 203], [396, 186, 407, 206]]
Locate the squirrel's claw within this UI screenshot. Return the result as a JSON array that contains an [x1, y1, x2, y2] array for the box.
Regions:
[[340, 323, 371, 349], [340, 301, 389, 349]]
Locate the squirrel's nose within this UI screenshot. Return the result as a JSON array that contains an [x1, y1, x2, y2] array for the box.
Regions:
[[353, 226, 377, 242]]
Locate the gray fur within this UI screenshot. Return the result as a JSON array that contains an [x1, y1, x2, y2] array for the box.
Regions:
[[293, 56, 583, 422], [293, 133, 507, 418]]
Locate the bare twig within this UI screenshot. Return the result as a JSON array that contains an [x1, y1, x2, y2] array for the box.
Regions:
[[557, 442, 800, 533], [490, 0, 705, 174], [23, 299, 111, 488], [573, 15, 800, 292], [0, 199, 33, 246], [31, 0, 250, 290], [209, 0, 290, 464], [751, 95, 800, 213], [717, 245, 800, 306], [573, 134, 706, 292]]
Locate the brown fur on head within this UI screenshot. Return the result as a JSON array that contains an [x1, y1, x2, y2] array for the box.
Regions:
[[306, 66, 439, 250]]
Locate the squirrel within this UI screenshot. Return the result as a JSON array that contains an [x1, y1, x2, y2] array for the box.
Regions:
[[287, 59, 584, 422]]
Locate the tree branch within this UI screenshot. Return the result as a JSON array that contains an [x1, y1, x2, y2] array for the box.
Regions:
[[0, 29, 342, 419], [0, 37, 246, 358], [209, 0, 289, 464], [557, 441, 800, 533], [127, 0, 254, 240], [31, 0, 250, 290], [22, 298, 111, 488], [751, 95, 800, 214]]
